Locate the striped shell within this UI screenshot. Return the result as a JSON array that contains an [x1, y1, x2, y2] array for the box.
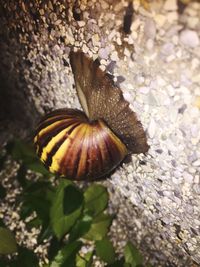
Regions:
[[34, 51, 149, 180], [34, 109, 128, 180]]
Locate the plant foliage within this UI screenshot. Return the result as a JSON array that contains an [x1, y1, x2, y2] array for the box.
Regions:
[[0, 139, 151, 267]]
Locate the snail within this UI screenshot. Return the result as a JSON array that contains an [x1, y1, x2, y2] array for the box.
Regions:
[[34, 51, 149, 180]]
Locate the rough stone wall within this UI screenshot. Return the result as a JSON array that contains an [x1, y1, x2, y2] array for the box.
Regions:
[[0, 0, 200, 266]]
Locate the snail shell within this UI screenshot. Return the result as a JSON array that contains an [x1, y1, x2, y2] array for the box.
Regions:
[[34, 109, 127, 180], [34, 51, 149, 180]]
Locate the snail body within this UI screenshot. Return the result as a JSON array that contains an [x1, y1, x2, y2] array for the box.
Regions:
[[34, 51, 149, 180], [34, 109, 127, 180]]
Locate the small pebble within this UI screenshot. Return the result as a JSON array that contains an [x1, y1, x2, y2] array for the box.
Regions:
[[98, 47, 109, 59], [77, 21, 86, 27], [187, 17, 199, 29], [180, 30, 200, 48], [147, 92, 158, 106], [194, 96, 200, 109], [166, 54, 175, 62], [148, 119, 156, 138], [144, 19, 156, 39], [139, 86, 150, 94], [110, 51, 119, 61], [192, 159, 200, 167], [183, 172, 193, 183], [161, 42, 174, 56], [166, 12, 178, 22], [167, 85, 175, 96], [154, 14, 166, 28], [163, 0, 177, 11], [146, 39, 154, 50]]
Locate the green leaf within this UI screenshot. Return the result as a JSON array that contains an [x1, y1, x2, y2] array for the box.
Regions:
[[26, 160, 51, 176], [20, 181, 55, 243], [50, 180, 83, 239], [21, 181, 54, 222], [76, 251, 93, 267], [69, 214, 93, 242], [84, 184, 108, 217], [84, 213, 112, 241], [22, 193, 50, 222], [7, 139, 51, 176], [20, 202, 33, 220], [63, 185, 83, 215], [0, 184, 6, 199], [124, 242, 143, 267], [50, 241, 82, 267], [0, 258, 9, 267], [37, 224, 53, 244], [24, 180, 53, 195], [0, 228, 17, 254], [16, 165, 28, 188], [0, 219, 5, 227], [7, 139, 36, 161], [0, 153, 6, 171], [48, 237, 62, 262], [11, 247, 39, 267], [26, 217, 42, 229], [96, 237, 115, 264], [107, 258, 125, 267]]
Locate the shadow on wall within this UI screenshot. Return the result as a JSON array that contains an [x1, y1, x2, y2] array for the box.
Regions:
[[0, 44, 40, 144]]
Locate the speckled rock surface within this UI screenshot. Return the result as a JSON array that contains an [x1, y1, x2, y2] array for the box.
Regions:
[[0, 0, 200, 266]]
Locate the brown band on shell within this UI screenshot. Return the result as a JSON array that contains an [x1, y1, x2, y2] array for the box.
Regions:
[[70, 51, 149, 154], [34, 109, 128, 180]]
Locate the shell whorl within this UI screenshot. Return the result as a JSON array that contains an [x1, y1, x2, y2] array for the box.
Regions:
[[34, 51, 149, 180], [34, 109, 128, 180]]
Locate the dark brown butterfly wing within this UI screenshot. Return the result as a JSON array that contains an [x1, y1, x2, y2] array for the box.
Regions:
[[70, 51, 149, 154]]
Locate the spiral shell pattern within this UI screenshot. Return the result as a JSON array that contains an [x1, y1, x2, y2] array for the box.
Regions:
[[34, 108, 128, 180]]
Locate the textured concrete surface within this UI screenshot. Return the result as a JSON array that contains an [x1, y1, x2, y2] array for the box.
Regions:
[[0, 1, 200, 266]]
